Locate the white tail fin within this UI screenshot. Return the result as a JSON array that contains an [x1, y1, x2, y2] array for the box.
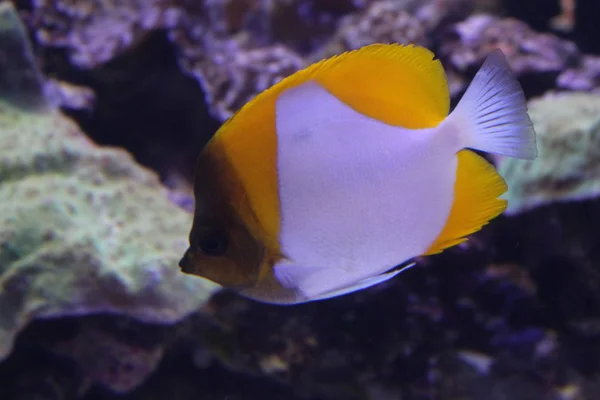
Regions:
[[449, 50, 537, 160]]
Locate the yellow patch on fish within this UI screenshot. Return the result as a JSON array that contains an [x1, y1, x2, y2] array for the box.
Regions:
[[424, 149, 508, 255]]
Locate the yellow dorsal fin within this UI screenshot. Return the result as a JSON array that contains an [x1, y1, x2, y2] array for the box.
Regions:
[[208, 43, 450, 256], [424, 150, 508, 255], [314, 43, 450, 128]]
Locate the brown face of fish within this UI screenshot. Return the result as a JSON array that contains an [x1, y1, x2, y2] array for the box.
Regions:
[[179, 215, 265, 289], [179, 145, 266, 289]]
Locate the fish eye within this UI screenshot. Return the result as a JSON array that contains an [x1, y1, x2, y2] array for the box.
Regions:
[[198, 230, 229, 256]]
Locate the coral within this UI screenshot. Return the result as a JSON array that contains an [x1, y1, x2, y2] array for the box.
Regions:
[[43, 79, 96, 111], [558, 55, 600, 92], [411, 0, 474, 31], [441, 14, 581, 96], [311, 0, 476, 90], [549, 0, 576, 32], [171, 27, 305, 120], [440, 12, 600, 98], [246, 0, 364, 53], [498, 92, 600, 215], [473, 0, 503, 13], [312, 1, 429, 62], [27, 0, 480, 123], [0, 2, 218, 362], [174, 0, 476, 121], [28, 0, 182, 68], [26, 0, 361, 121], [21, 0, 600, 123]]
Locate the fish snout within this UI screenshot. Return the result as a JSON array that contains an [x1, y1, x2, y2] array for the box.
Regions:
[[179, 248, 195, 274]]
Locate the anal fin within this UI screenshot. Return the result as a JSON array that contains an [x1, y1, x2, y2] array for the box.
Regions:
[[305, 262, 416, 302], [424, 149, 507, 255]]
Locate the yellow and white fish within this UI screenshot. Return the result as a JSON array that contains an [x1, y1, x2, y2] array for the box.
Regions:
[[179, 43, 537, 304]]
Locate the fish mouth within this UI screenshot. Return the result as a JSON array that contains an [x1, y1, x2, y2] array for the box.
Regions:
[[178, 248, 193, 273]]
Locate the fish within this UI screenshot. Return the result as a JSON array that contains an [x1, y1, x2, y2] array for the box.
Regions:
[[179, 43, 537, 305]]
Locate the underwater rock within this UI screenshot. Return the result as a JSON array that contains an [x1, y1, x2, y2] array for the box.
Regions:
[[52, 319, 165, 393], [0, 2, 218, 362], [0, 2, 46, 110], [498, 92, 600, 215], [0, 312, 310, 399], [0, 97, 219, 361], [173, 244, 580, 400], [427, 350, 576, 400]]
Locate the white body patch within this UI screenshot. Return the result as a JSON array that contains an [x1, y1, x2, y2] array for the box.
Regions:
[[274, 81, 461, 300]]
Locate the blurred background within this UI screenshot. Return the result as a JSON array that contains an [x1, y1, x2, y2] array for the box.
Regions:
[[0, 0, 600, 399]]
